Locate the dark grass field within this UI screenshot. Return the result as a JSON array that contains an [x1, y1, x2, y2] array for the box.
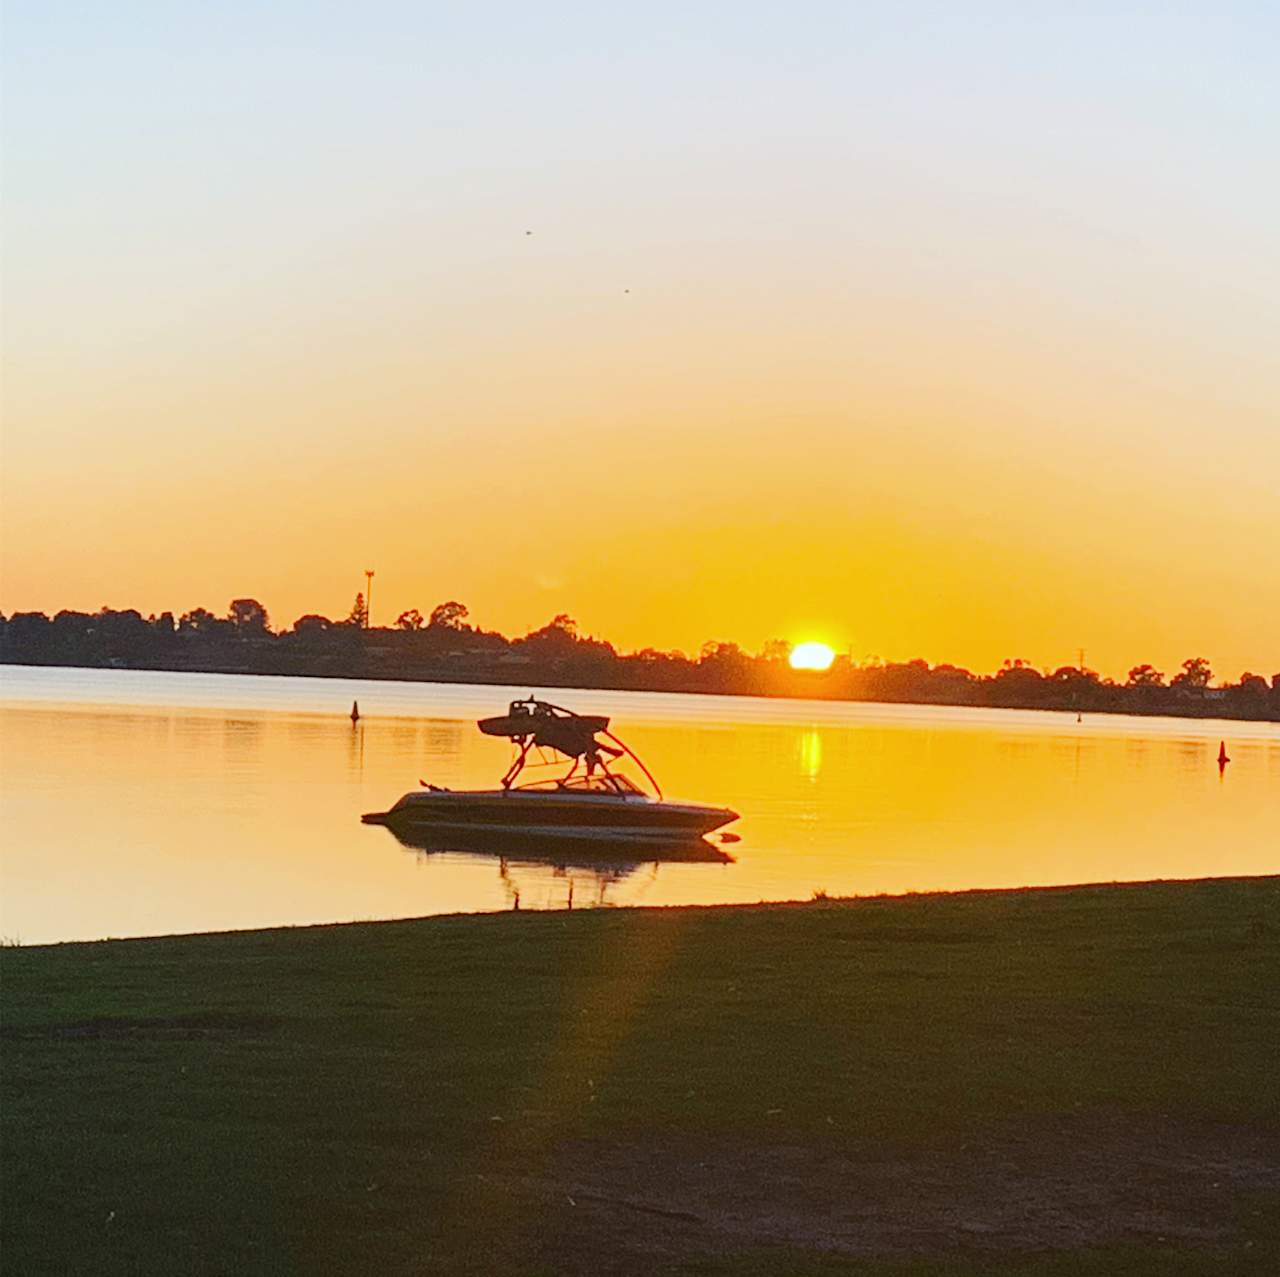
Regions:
[[3, 877, 1278, 1274]]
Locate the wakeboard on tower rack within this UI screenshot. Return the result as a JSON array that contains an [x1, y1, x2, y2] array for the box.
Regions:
[[477, 698, 663, 795]]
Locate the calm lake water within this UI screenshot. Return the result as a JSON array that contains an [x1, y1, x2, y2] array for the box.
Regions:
[[2, 665, 1276, 944]]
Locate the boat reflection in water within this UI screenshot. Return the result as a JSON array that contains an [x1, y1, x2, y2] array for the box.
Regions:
[[370, 821, 736, 910]]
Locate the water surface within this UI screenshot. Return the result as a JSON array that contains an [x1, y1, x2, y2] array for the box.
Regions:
[[2, 665, 1276, 944]]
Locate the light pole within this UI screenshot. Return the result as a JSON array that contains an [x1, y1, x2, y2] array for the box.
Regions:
[[364, 569, 374, 629]]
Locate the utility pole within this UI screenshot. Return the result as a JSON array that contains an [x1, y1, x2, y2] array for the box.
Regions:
[[364, 569, 375, 630]]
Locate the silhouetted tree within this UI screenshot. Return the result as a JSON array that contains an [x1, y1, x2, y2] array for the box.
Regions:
[[52, 611, 93, 640], [96, 608, 147, 643], [760, 639, 792, 663], [519, 613, 580, 655], [1126, 664, 1164, 688], [993, 660, 1042, 683], [292, 614, 334, 636], [179, 607, 221, 636], [6, 613, 52, 646], [700, 640, 740, 663], [228, 598, 270, 636], [1171, 657, 1213, 690], [395, 609, 425, 632], [1049, 664, 1099, 686], [346, 593, 368, 628], [428, 601, 469, 630]]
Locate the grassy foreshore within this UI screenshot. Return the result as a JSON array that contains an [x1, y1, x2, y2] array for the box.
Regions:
[[4, 878, 1278, 1275]]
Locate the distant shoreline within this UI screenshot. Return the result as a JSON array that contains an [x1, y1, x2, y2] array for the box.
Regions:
[[2, 655, 1276, 723]]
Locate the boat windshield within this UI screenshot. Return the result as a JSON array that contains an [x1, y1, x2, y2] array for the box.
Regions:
[[516, 773, 647, 797]]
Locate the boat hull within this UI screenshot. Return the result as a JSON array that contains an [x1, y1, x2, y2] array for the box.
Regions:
[[363, 789, 738, 843]]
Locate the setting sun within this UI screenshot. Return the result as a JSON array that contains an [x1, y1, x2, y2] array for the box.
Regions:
[[789, 641, 835, 672]]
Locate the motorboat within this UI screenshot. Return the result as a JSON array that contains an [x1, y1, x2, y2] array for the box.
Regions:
[[363, 698, 739, 846]]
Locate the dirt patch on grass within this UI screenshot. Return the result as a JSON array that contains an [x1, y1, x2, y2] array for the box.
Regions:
[[503, 1115, 1279, 1272]]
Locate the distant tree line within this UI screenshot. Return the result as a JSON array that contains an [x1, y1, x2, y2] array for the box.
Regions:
[[2, 599, 1276, 721]]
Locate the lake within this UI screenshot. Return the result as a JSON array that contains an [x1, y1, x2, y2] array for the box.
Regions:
[[1, 665, 1276, 944]]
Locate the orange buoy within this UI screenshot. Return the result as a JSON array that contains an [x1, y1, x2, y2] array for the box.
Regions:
[[1217, 740, 1230, 766]]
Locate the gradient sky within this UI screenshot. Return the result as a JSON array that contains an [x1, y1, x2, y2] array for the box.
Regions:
[[3, 2, 1278, 679]]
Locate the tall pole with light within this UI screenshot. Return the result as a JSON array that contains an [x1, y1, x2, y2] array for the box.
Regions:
[[365, 569, 375, 630]]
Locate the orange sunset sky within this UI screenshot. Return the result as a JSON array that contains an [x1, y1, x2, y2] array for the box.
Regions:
[[2, 4, 1277, 680]]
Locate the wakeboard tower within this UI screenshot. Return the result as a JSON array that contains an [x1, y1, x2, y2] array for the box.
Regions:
[[477, 697, 663, 794]]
